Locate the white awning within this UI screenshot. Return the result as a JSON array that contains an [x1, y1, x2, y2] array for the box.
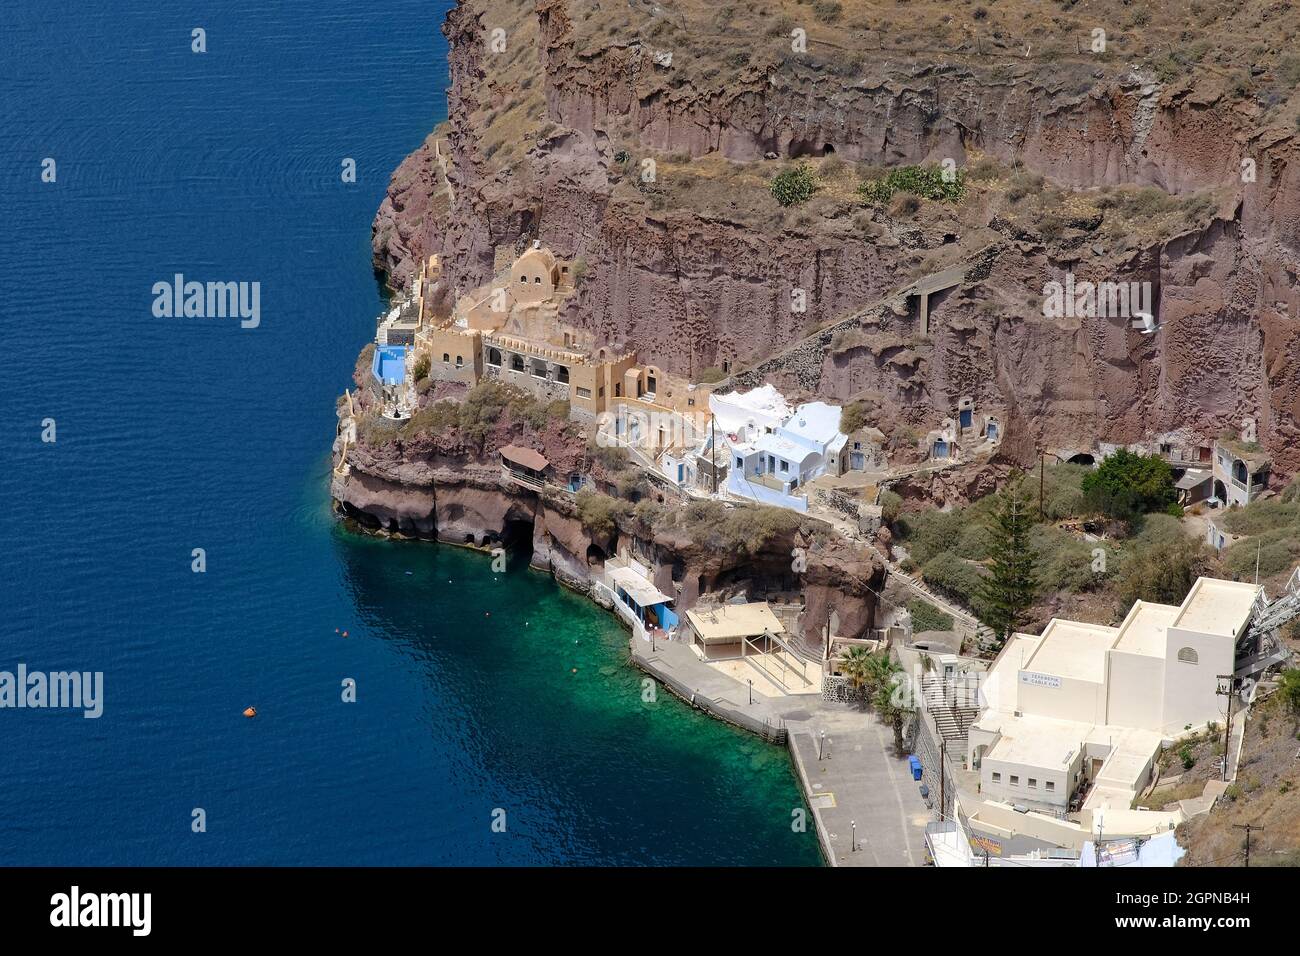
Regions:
[[609, 566, 672, 607]]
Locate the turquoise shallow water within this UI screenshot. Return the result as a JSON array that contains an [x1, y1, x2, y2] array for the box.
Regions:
[[0, 0, 820, 865]]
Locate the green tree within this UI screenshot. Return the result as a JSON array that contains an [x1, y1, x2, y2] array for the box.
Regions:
[[975, 488, 1039, 649], [838, 645, 875, 707], [1081, 449, 1175, 522], [770, 164, 817, 207], [872, 680, 911, 755], [1277, 668, 1300, 718]]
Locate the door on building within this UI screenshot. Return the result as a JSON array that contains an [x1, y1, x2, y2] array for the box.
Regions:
[[851, 451, 865, 470]]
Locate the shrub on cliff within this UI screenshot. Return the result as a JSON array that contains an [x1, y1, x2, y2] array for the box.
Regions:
[[770, 164, 817, 207], [590, 443, 631, 472], [1113, 534, 1215, 616], [908, 599, 954, 634], [812, 1, 843, 23], [575, 489, 630, 541], [403, 400, 459, 438], [920, 551, 987, 609], [858, 165, 966, 205], [677, 500, 801, 554], [1081, 449, 1175, 523], [412, 353, 431, 382], [838, 401, 872, 434]]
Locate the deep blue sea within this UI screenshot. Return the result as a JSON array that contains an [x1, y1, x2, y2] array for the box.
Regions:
[[0, 1, 819, 865]]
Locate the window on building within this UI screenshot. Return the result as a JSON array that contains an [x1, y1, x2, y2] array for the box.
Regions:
[[598, 387, 604, 397], [487, 348, 501, 367], [576, 387, 591, 399], [991, 772, 1001, 784], [1028, 778, 1037, 789], [531, 361, 547, 379], [1177, 647, 1199, 664], [779, 461, 789, 473], [511, 354, 524, 372], [455, 355, 463, 367], [533, 276, 541, 284], [1010, 775, 1019, 786], [442, 353, 450, 363], [1045, 781, 1055, 793], [519, 275, 527, 284], [735, 457, 743, 469], [556, 366, 569, 384]]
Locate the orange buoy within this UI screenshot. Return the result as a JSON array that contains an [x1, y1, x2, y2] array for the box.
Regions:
[[243, 707, 257, 718]]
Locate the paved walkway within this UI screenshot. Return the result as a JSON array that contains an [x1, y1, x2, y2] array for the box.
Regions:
[[630, 634, 929, 866]]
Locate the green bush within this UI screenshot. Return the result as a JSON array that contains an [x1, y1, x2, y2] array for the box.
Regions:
[[920, 551, 987, 609], [770, 164, 817, 207], [1113, 533, 1213, 615], [677, 499, 802, 554], [859, 164, 966, 205], [412, 353, 431, 382], [575, 489, 630, 540], [879, 489, 903, 527], [908, 599, 954, 633], [838, 401, 872, 434], [1081, 449, 1175, 522]]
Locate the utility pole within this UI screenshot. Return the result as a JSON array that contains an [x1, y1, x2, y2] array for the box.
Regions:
[[1216, 675, 1237, 782], [1233, 823, 1262, 867]]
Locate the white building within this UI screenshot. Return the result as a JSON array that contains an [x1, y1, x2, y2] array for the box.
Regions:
[[1211, 439, 1270, 507], [965, 576, 1261, 840], [717, 396, 847, 512]]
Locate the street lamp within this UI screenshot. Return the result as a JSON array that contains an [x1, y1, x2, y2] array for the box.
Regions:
[[748, 679, 753, 705], [851, 820, 857, 852]]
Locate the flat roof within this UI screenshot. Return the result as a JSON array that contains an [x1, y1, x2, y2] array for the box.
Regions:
[[984, 714, 1088, 772], [686, 603, 784, 642], [608, 566, 672, 608], [1023, 619, 1119, 684], [781, 401, 844, 445], [1173, 577, 1260, 637], [1112, 601, 1181, 658]]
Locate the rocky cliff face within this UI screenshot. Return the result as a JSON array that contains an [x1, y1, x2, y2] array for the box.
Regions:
[[374, 0, 1300, 472], [332, 446, 885, 643]]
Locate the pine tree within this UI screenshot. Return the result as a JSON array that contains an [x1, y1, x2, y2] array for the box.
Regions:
[[976, 487, 1039, 650]]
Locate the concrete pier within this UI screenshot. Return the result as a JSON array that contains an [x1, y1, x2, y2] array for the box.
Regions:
[[629, 633, 929, 866]]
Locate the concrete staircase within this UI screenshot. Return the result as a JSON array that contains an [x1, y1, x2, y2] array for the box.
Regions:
[[920, 675, 980, 743]]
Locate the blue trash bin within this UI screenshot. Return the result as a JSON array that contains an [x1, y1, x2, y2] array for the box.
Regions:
[[908, 755, 922, 781]]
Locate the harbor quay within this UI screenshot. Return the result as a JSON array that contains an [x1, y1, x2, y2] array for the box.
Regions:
[[627, 632, 929, 867]]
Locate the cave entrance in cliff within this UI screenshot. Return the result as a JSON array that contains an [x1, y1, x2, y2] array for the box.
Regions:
[[1067, 453, 1095, 467], [501, 517, 535, 566], [586, 544, 607, 569]]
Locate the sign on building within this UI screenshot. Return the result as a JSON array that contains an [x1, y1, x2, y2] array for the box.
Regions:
[[1019, 671, 1062, 689]]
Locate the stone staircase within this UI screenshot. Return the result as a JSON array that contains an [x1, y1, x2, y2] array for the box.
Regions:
[[920, 675, 980, 743]]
